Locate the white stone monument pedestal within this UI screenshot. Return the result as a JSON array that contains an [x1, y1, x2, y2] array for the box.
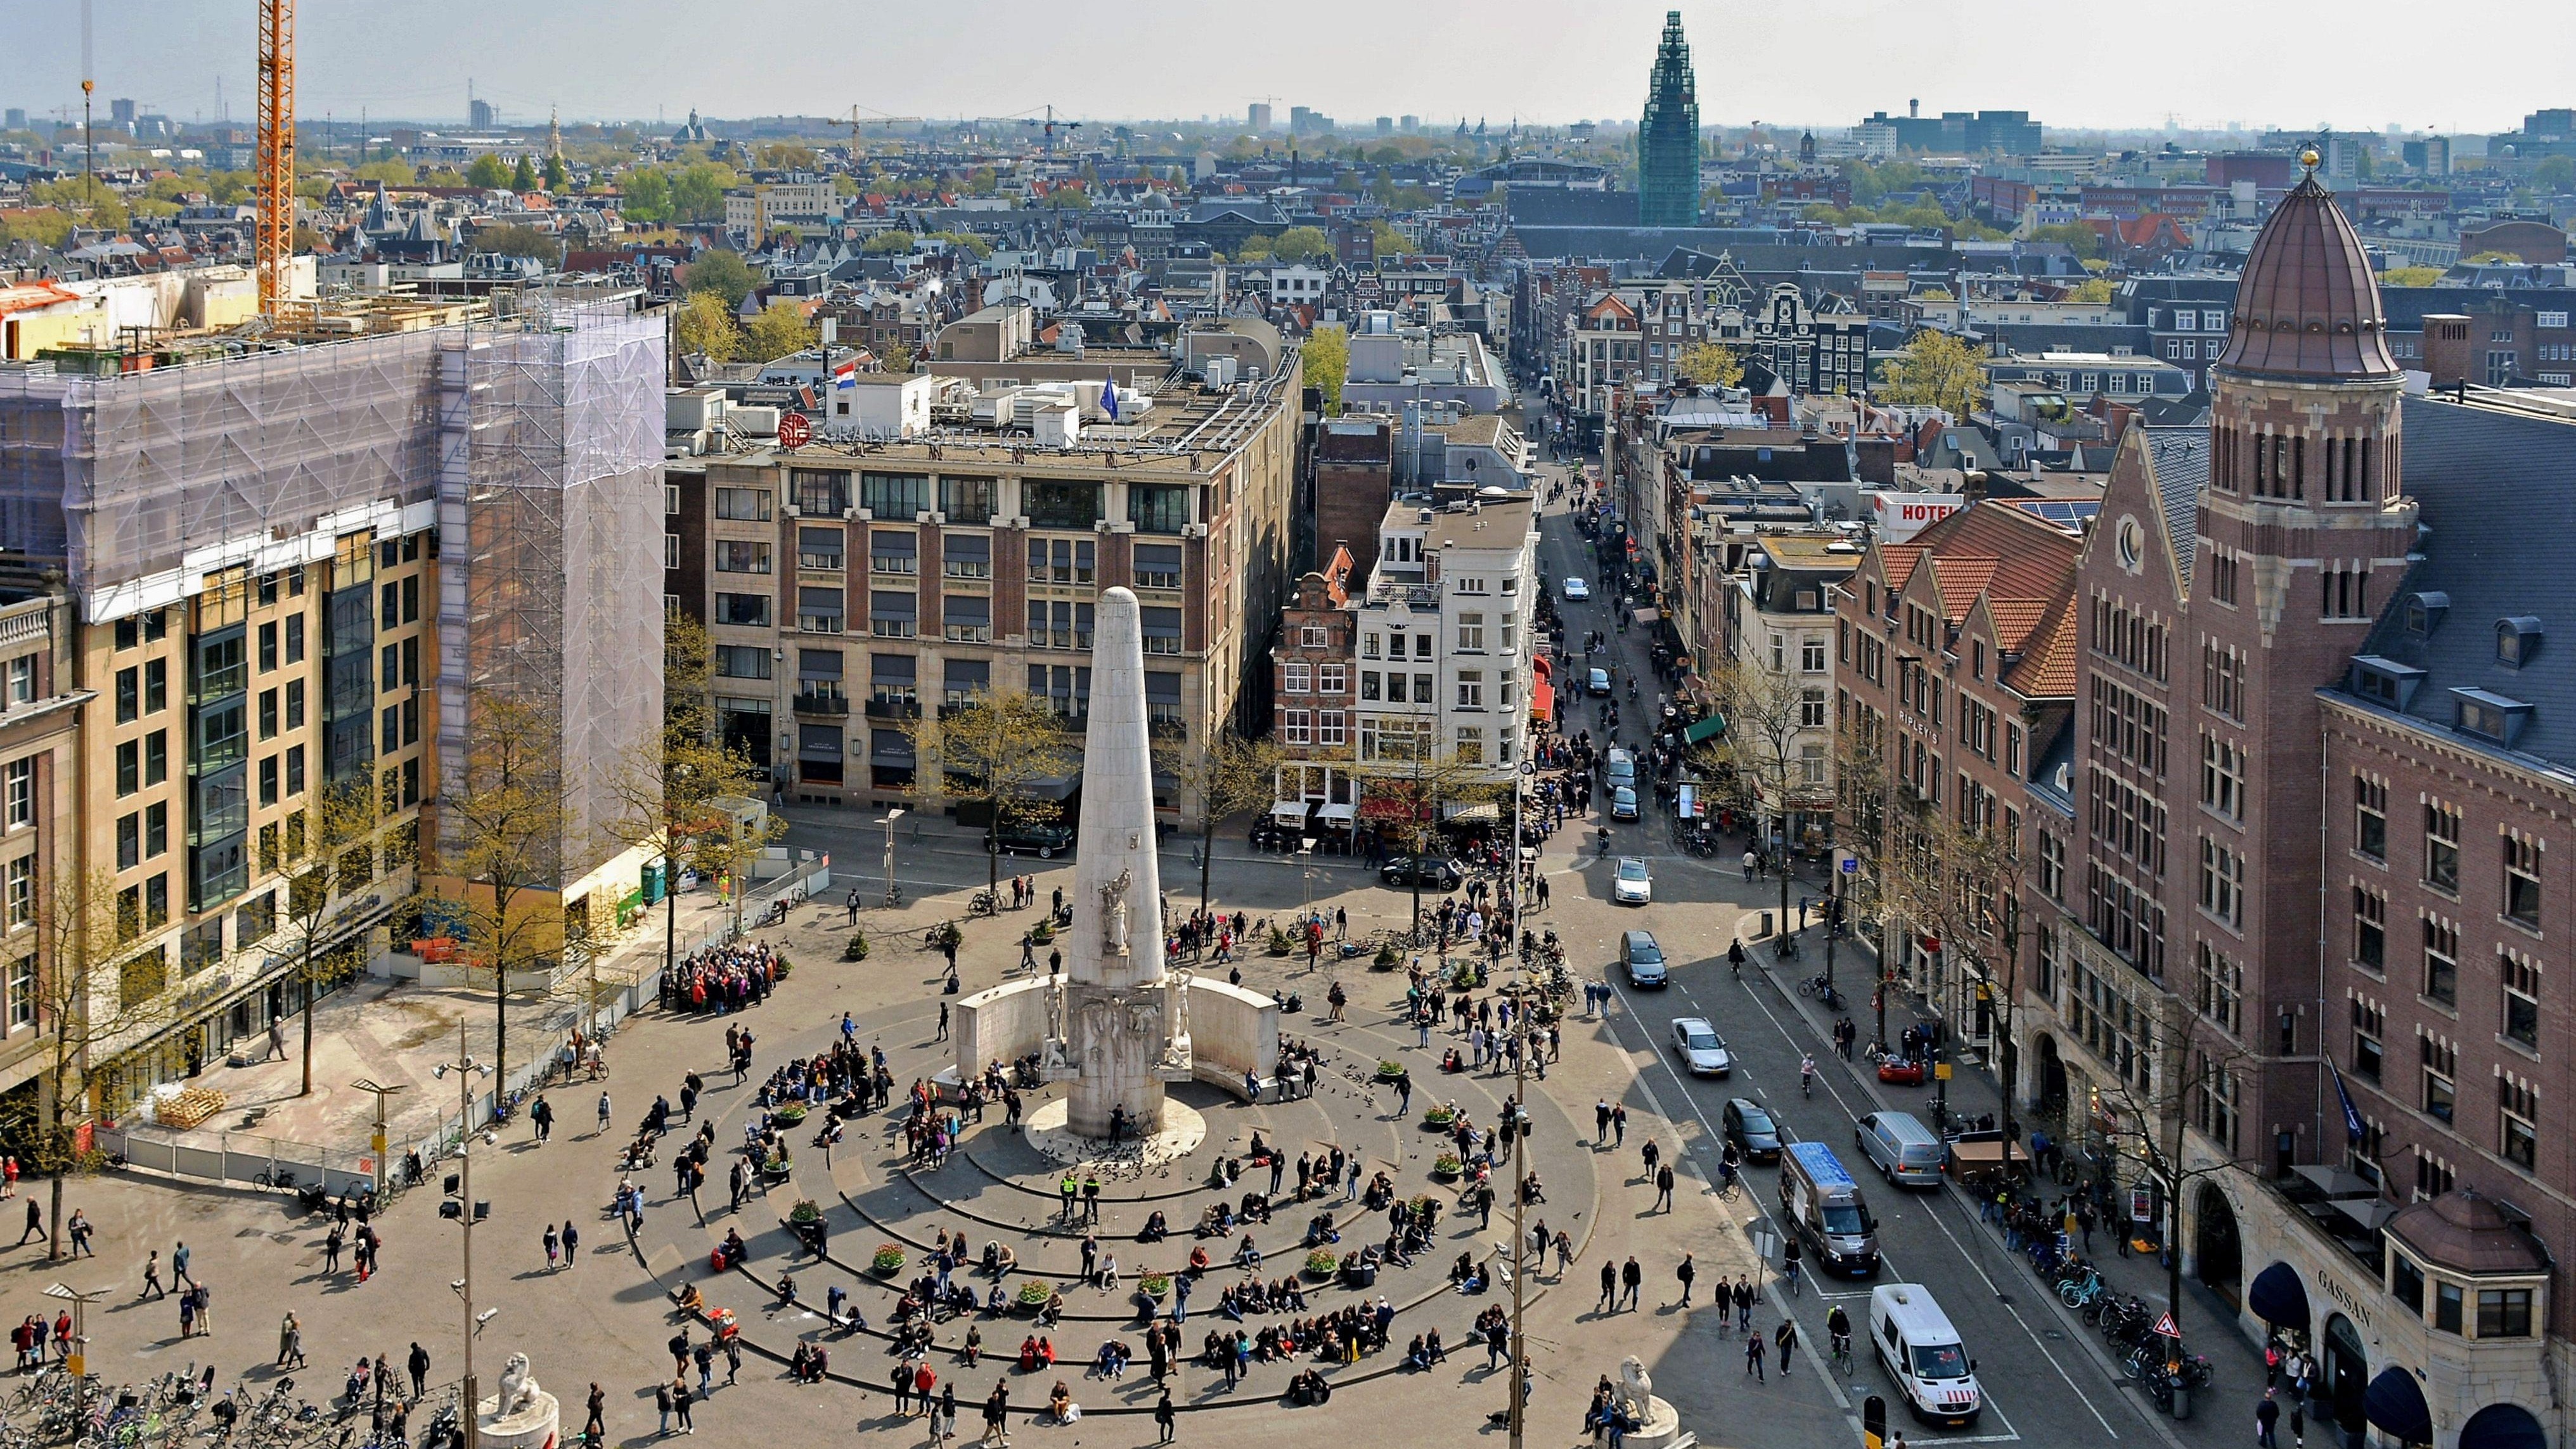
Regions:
[[1623, 1394, 1692, 1449], [475, 1389, 560, 1449]]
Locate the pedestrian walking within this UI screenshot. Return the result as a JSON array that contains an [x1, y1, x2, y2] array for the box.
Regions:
[[1675, 1254, 1695, 1306], [1620, 1257, 1642, 1311], [597, 1091, 613, 1136], [66, 1210, 93, 1257], [2257, 1390, 2281, 1448], [1154, 1389, 1176, 1443], [174, 1242, 195, 1289], [409, 1343, 430, 1398], [1655, 1163, 1675, 1211], [1598, 1260, 1617, 1313], [544, 1223, 561, 1271], [937, 1002, 950, 1042], [142, 1249, 166, 1299], [14, 1199, 38, 1244], [654, 1381, 673, 1437], [1744, 1332, 1766, 1381], [531, 1095, 553, 1143], [278, 1312, 304, 1367], [1774, 1319, 1796, 1377]]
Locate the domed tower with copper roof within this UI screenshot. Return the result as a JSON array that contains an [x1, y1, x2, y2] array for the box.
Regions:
[[2186, 151, 2422, 1184]]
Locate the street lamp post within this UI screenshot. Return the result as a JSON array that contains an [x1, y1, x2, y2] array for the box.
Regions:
[[435, 1026, 494, 1449], [41, 1283, 101, 1423], [351, 1078, 409, 1202], [880, 809, 906, 908]]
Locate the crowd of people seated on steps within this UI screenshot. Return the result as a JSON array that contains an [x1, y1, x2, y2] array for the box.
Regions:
[[1197, 1295, 1398, 1372]]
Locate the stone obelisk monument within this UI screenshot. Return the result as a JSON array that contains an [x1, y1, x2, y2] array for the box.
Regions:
[[1062, 587, 1172, 1138]]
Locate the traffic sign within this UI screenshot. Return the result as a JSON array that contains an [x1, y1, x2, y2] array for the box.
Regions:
[[777, 412, 813, 448], [1749, 1227, 1779, 1261], [2151, 1311, 2181, 1338], [1841, 856, 1859, 873]]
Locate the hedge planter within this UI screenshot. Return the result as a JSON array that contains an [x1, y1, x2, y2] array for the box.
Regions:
[[1372, 942, 1403, 971], [1140, 1274, 1173, 1300], [1017, 1280, 1056, 1313], [1422, 1105, 1457, 1129], [843, 932, 872, 963], [1304, 1249, 1343, 1279], [1375, 1060, 1406, 1082], [773, 1104, 809, 1127], [788, 1199, 823, 1225], [1266, 929, 1295, 957], [871, 1246, 907, 1277], [1431, 1154, 1464, 1181]]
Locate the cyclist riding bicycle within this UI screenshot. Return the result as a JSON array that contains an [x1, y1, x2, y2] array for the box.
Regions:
[[1800, 1053, 1817, 1097], [1825, 1304, 1852, 1368], [1727, 937, 1746, 980], [1717, 1142, 1741, 1195]]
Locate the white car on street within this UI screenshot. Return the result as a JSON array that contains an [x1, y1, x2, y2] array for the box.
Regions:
[[1613, 857, 1652, 904], [1563, 577, 1591, 601], [1669, 1017, 1733, 1076]]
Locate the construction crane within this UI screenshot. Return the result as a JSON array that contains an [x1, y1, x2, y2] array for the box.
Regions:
[[846, 103, 921, 152], [254, 0, 295, 319]]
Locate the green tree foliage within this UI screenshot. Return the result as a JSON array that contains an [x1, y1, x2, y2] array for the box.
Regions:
[[2063, 276, 2116, 304], [755, 143, 818, 171], [1270, 226, 1334, 264], [899, 692, 1074, 896], [621, 169, 673, 224], [2030, 222, 2104, 260], [465, 154, 512, 188], [1043, 185, 1092, 210], [743, 300, 816, 363], [2533, 156, 2576, 191], [669, 163, 738, 223], [683, 248, 758, 309], [352, 158, 416, 187], [472, 223, 562, 265], [925, 230, 993, 259], [1303, 324, 1349, 413], [2378, 266, 2444, 288], [1368, 221, 1409, 257], [510, 155, 539, 192], [673, 292, 741, 363], [542, 153, 567, 191], [1879, 330, 1990, 419], [861, 230, 917, 254]]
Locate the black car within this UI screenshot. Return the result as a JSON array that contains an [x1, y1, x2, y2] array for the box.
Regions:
[[1379, 855, 1465, 891], [988, 822, 1074, 859], [1722, 1097, 1783, 1164]]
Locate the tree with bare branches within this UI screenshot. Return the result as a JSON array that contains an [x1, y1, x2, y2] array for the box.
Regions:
[[1704, 654, 1828, 935], [270, 782, 382, 1098], [898, 690, 1073, 898], [431, 697, 567, 1109], [1350, 728, 1504, 931], [2084, 993, 2267, 1345], [1154, 726, 1286, 917], [609, 614, 775, 1004], [12, 871, 172, 1259]]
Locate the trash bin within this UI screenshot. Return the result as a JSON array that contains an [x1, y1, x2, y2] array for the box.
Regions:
[[2168, 1373, 2191, 1420], [1760, 910, 1774, 937]]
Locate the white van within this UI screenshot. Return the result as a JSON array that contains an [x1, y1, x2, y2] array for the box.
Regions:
[[1869, 1284, 1983, 1428], [1856, 1111, 1947, 1188]]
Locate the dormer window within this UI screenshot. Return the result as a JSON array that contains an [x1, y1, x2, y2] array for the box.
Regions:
[[2405, 592, 2449, 636], [2454, 687, 2534, 747], [2349, 657, 2425, 710], [2497, 616, 2542, 667]]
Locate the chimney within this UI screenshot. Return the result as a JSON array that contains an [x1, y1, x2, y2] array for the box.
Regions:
[[1909, 100, 1920, 119]]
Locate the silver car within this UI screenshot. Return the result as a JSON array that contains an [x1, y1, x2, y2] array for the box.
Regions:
[[1669, 1017, 1732, 1076], [1612, 857, 1652, 905]]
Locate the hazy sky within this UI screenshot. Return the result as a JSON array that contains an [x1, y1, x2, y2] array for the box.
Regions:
[[10, 0, 2568, 138]]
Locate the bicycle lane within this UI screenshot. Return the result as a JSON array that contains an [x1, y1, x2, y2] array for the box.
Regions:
[[1729, 931, 2279, 1449]]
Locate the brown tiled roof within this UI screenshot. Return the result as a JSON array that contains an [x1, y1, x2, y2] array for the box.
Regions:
[[2002, 594, 2080, 699], [2213, 171, 2399, 381]]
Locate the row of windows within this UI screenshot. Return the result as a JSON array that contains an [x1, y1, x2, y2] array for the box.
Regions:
[[2090, 676, 2169, 777], [2089, 593, 2168, 683]]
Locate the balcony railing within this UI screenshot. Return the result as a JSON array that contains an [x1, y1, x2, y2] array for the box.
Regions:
[[863, 696, 922, 719], [792, 692, 850, 717]]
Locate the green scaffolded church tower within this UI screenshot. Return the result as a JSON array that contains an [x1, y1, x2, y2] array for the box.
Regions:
[[1637, 11, 1701, 227]]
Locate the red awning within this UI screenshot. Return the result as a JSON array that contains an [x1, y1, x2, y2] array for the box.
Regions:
[[1531, 681, 1555, 721]]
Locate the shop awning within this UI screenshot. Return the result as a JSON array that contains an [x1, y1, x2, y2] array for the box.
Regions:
[[1444, 802, 1500, 823], [1684, 716, 1727, 745], [1318, 802, 1355, 822], [2459, 1405, 2547, 1449], [2246, 1262, 2310, 1327], [1273, 803, 1309, 824], [2364, 1368, 2433, 1446], [1531, 681, 1555, 719], [1632, 607, 1659, 622]]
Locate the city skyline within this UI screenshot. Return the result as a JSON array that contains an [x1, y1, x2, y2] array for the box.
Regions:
[[4, 0, 2565, 141]]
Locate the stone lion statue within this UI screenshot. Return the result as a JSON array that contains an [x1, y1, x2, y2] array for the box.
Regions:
[[495, 1353, 539, 1419], [1616, 1356, 1653, 1414]]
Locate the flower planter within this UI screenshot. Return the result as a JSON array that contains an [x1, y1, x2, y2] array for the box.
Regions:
[[1431, 1155, 1464, 1181], [871, 1247, 907, 1277], [1016, 1282, 1055, 1313], [1140, 1275, 1172, 1300], [773, 1105, 809, 1127], [1375, 1060, 1406, 1082], [1422, 1107, 1457, 1129], [1303, 1250, 1342, 1279]]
